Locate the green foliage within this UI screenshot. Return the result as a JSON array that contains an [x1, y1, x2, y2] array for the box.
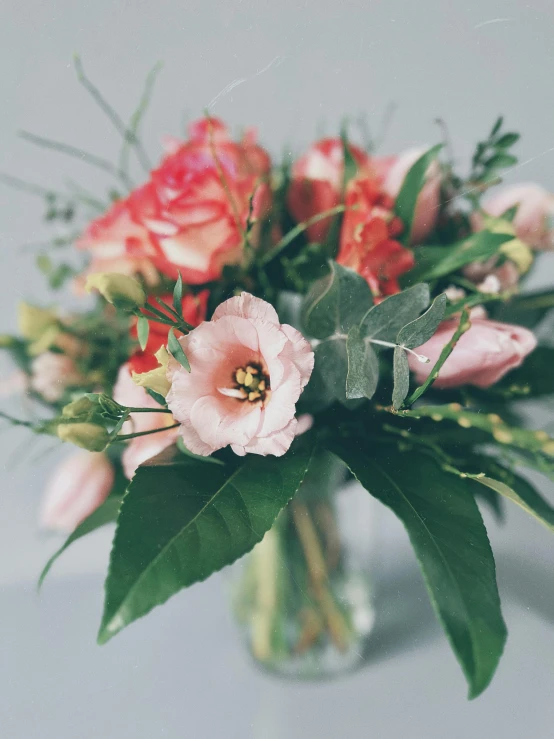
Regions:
[[345, 326, 379, 400], [167, 328, 190, 371], [392, 346, 410, 409], [98, 438, 315, 644], [492, 288, 554, 328], [394, 144, 442, 244], [469, 117, 520, 186], [397, 293, 447, 349], [329, 439, 507, 699], [136, 315, 149, 351], [360, 283, 430, 342]]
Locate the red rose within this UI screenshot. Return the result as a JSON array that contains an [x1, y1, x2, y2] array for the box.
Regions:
[[287, 138, 373, 243], [129, 290, 209, 374], [337, 177, 414, 297]]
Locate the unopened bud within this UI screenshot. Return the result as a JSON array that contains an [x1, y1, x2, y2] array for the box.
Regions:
[[62, 396, 98, 419], [85, 272, 146, 311], [57, 422, 110, 452]]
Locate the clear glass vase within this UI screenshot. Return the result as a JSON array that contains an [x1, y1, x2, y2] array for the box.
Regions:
[[231, 451, 377, 678]]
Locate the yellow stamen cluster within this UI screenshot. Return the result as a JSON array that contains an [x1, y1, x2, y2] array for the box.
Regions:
[[233, 362, 270, 403]]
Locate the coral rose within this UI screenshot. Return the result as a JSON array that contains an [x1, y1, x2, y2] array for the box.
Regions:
[[135, 117, 271, 283], [166, 292, 314, 457], [40, 451, 114, 532], [114, 363, 179, 478], [482, 183, 554, 250], [408, 317, 537, 389], [337, 177, 413, 297], [287, 137, 372, 243], [376, 147, 441, 244]]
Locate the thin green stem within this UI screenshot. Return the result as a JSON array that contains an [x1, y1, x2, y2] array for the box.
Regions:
[[0, 410, 34, 429], [116, 422, 180, 441], [125, 407, 173, 414], [0, 171, 65, 199], [404, 306, 471, 407]]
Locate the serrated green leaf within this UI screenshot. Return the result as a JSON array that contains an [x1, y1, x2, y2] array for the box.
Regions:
[[137, 315, 149, 351], [395, 144, 442, 244], [38, 494, 123, 590], [167, 328, 190, 372], [346, 325, 379, 400], [329, 441, 507, 699], [97, 438, 315, 644], [360, 283, 430, 343], [172, 272, 183, 315], [301, 261, 373, 340], [397, 293, 447, 349], [412, 231, 511, 283], [392, 346, 410, 409]]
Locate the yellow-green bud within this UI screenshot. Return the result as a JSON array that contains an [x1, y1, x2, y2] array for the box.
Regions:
[[57, 422, 110, 452], [62, 396, 98, 419], [18, 303, 59, 341], [85, 272, 146, 311], [482, 215, 534, 274]]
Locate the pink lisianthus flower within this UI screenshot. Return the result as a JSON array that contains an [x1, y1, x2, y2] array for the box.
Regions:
[[40, 451, 114, 532], [166, 292, 314, 457], [113, 363, 180, 478], [408, 317, 537, 389]]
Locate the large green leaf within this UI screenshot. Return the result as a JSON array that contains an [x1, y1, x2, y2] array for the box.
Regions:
[[98, 440, 315, 644], [301, 261, 373, 340], [329, 440, 507, 698], [360, 283, 430, 343], [38, 494, 123, 589], [394, 144, 442, 244]]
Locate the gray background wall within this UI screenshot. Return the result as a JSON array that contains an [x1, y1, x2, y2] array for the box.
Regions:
[[1, 1, 554, 737]]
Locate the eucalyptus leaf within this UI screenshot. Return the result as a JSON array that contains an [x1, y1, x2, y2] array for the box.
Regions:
[[167, 328, 190, 372], [360, 283, 430, 343], [346, 326, 379, 400], [392, 346, 410, 409], [329, 440, 507, 699], [301, 261, 373, 340], [397, 293, 447, 349], [394, 144, 442, 244], [98, 439, 315, 644]]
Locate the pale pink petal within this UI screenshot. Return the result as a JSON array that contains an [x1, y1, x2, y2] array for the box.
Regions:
[[122, 426, 180, 479], [235, 418, 298, 457], [212, 292, 280, 325]]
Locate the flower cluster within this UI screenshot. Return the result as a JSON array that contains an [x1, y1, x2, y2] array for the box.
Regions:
[[3, 89, 554, 698]]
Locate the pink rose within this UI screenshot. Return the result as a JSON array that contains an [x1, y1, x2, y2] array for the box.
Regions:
[[482, 183, 554, 250], [287, 138, 373, 243], [408, 317, 537, 389], [166, 292, 314, 457], [113, 363, 179, 478], [40, 451, 114, 532], [376, 147, 441, 244]]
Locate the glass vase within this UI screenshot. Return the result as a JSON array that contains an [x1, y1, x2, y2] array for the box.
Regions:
[[231, 451, 377, 678]]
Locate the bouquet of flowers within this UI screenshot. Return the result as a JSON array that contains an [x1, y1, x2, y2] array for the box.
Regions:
[[3, 60, 554, 698]]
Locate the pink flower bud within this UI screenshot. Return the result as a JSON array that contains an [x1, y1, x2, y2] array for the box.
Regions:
[[408, 317, 536, 389], [483, 183, 554, 250], [40, 452, 114, 532]]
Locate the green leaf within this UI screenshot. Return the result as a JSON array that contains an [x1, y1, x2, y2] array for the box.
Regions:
[[38, 495, 123, 589], [346, 325, 379, 400], [98, 439, 315, 644], [484, 153, 517, 170], [329, 441, 507, 699], [395, 144, 442, 244], [176, 436, 225, 465], [490, 116, 504, 138], [167, 328, 190, 372], [493, 288, 554, 328], [312, 338, 349, 405], [136, 315, 149, 351], [145, 387, 167, 406], [360, 283, 430, 343], [397, 293, 447, 349], [475, 474, 554, 533], [301, 261, 373, 340], [340, 129, 358, 189], [495, 132, 520, 148], [392, 346, 410, 409], [172, 272, 183, 315], [411, 231, 511, 283]]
